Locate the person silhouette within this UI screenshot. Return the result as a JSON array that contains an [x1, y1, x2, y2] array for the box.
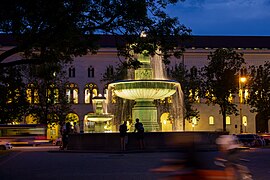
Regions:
[[119, 121, 129, 151], [134, 118, 144, 149]]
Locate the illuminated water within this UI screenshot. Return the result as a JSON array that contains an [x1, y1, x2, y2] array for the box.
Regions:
[[108, 54, 184, 132]]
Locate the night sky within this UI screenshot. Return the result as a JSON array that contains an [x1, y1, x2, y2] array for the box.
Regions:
[[167, 0, 270, 36]]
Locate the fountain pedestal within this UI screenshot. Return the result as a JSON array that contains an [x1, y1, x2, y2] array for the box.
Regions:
[[132, 101, 159, 132]]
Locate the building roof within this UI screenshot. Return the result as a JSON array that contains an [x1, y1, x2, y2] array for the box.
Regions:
[[1, 34, 270, 49], [183, 36, 270, 49]]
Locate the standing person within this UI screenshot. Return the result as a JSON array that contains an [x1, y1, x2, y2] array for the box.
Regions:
[[61, 122, 71, 150], [74, 122, 80, 134], [134, 118, 144, 149], [119, 121, 129, 151]]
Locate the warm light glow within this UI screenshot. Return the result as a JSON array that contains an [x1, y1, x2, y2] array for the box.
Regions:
[[163, 120, 167, 125], [209, 116, 214, 125], [192, 117, 197, 125], [73, 89, 78, 104], [243, 116, 248, 126], [85, 89, 91, 103], [240, 77, 247, 83], [226, 116, 231, 125]]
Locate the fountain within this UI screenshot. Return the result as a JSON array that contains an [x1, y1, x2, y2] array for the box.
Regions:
[[84, 95, 114, 132], [109, 54, 183, 132]]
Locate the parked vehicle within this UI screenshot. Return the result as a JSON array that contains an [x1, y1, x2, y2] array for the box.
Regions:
[[236, 134, 262, 147], [258, 133, 270, 145], [0, 140, 12, 150]]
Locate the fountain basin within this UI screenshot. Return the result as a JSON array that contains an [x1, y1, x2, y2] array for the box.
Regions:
[[86, 114, 114, 122], [109, 80, 179, 100]]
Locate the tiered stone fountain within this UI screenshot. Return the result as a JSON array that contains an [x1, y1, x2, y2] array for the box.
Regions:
[[109, 54, 181, 132], [84, 96, 114, 132]]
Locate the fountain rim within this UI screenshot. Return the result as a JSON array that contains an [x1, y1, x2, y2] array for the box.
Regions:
[[109, 79, 180, 86], [85, 114, 114, 122]]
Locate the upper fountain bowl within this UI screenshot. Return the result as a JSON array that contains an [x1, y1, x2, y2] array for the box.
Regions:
[[109, 80, 179, 101]]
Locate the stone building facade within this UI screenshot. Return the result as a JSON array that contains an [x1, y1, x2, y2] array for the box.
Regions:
[[1, 35, 270, 135]]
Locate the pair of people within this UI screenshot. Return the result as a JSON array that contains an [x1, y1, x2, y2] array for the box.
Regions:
[[119, 118, 145, 151]]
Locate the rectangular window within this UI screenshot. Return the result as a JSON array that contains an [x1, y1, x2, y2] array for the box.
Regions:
[[69, 68, 75, 78], [88, 66, 95, 78]]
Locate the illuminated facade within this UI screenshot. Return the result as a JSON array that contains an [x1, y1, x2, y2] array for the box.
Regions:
[[1, 35, 270, 134]]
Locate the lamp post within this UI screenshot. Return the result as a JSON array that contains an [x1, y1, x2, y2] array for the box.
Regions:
[[239, 74, 247, 134]]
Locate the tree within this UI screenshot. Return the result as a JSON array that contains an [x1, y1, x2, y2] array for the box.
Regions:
[[248, 62, 270, 132], [0, 66, 30, 124], [22, 62, 72, 126], [168, 63, 201, 129], [201, 48, 245, 132], [0, 0, 191, 67]]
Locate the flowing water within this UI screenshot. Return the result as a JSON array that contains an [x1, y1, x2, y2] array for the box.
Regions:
[[107, 54, 184, 132]]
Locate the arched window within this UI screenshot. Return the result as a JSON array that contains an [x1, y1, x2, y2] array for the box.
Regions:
[[26, 83, 39, 104], [66, 83, 79, 104], [226, 116, 231, 125], [209, 116, 214, 125], [88, 66, 95, 78], [84, 83, 98, 104], [242, 116, 248, 126], [47, 84, 59, 104]]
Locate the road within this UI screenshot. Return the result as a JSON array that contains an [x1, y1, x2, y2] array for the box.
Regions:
[[0, 146, 269, 180]]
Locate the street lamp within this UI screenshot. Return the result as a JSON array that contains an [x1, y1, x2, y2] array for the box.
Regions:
[[239, 71, 247, 134]]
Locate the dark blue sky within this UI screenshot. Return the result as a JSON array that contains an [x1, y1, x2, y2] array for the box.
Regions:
[[167, 0, 270, 36]]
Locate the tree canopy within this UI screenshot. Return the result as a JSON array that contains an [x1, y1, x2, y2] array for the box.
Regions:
[[248, 62, 270, 132], [201, 48, 245, 131], [21, 62, 72, 125], [0, 66, 30, 123], [0, 0, 191, 67], [169, 63, 200, 126]]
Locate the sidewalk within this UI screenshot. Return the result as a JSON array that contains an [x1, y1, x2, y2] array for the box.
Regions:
[[49, 144, 219, 154]]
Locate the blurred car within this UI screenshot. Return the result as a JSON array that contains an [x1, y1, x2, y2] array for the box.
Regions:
[[0, 140, 12, 150], [236, 134, 262, 147]]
